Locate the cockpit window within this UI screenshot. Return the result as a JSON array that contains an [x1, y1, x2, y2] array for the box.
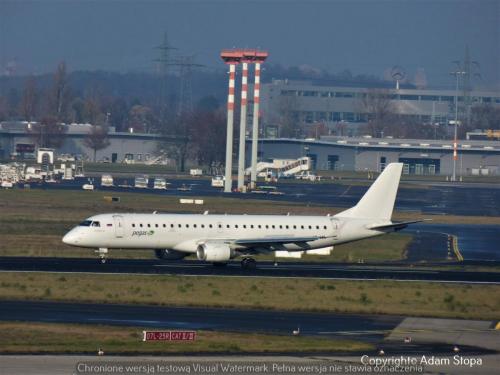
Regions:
[[91, 221, 101, 227], [79, 220, 92, 227]]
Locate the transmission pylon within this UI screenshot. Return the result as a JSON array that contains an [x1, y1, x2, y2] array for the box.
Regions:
[[154, 32, 177, 124]]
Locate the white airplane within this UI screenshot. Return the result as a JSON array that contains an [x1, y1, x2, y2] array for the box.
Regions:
[[62, 163, 422, 268]]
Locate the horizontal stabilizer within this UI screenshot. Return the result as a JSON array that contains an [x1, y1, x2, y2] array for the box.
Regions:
[[367, 219, 430, 231]]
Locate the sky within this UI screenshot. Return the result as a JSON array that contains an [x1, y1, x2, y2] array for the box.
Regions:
[[0, 0, 499, 89]]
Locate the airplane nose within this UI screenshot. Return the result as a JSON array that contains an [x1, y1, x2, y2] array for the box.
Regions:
[[62, 230, 79, 245]]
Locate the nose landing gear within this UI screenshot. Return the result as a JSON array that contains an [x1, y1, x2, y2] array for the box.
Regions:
[[95, 248, 108, 263]]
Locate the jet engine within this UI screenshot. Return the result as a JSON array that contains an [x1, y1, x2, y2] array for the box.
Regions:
[[196, 243, 232, 262], [154, 249, 188, 260]]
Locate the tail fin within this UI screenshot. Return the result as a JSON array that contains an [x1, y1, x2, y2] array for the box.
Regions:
[[336, 163, 403, 220]]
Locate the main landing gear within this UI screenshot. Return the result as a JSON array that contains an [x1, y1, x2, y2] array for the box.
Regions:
[[95, 248, 108, 264], [241, 257, 257, 270]]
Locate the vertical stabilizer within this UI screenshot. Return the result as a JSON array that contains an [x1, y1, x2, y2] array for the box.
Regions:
[[336, 163, 403, 220]]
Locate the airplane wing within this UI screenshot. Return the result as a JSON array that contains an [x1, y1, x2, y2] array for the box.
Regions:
[[233, 236, 324, 246], [367, 219, 429, 231]]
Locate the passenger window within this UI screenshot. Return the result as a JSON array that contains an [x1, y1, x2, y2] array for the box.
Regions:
[[201, 224, 205, 228], [235, 225, 238, 229], [272, 225, 275, 229], [147, 224, 151, 228], [170, 224, 174, 228], [209, 224, 213, 228], [186, 224, 189, 228], [178, 224, 181, 228], [251, 225, 254, 229], [279, 225, 282, 229], [132, 224, 135, 228], [316, 225, 319, 230], [323, 226, 327, 229], [140, 224, 143, 228], [243, 225, 246, 229], [226, 224, 230, 228], [286, 225, 289, 229], [155, 224, 159, 228], [265, 225, 269, 229], [258, 225, 262, 229], [163, 224, 166, 228], [218, 224, 222, 228], [301, 225, 304, 229], [194, 224, 197, 228], [308, 225, 312, 229]]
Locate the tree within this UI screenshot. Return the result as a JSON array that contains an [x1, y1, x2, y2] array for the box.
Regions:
[[48, 62, 70, 121], [28, 116, 67, 148], [277, 94, 302, 138], [360, 89, 396, 137], [161, 111, 192, 172], [470, 104, 500, 131], [128, 105, 156, 133], [83, 125, 111, 162], [190, 109, 226, 171], [20, 76, 38, 121], [109, 98, 128, 131]]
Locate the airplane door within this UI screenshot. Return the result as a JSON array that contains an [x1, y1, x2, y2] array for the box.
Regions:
[[113, 215, 125, 238], [330, 219, 339, 238]]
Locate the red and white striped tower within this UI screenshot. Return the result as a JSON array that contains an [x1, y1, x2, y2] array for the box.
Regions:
[[237, 59, 249, 190], [250, 51, 268, 189], [221, 50, 242, 192]]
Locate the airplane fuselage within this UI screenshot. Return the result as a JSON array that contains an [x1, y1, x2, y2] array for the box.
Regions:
[[63, 213, 382, 253]]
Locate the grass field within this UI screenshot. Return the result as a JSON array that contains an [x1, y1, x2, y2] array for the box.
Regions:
[[0, 321, 372, 354], [1, 272, 498, 320]]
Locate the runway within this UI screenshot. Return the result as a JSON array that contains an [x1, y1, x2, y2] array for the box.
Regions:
[[0, 300, 400, 342], [0, 257, 499, 283]]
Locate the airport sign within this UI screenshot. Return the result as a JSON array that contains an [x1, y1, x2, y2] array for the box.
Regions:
[[142, 330, 196, 341]]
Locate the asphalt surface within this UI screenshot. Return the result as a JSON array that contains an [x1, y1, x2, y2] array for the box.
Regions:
[[0, 300, 400, 342], [1, 257, 499, 283], [26, 177, 500, 217], [410, 224, 500, 262]]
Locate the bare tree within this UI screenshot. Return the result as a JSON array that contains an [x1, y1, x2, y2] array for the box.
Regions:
[[128, 105, 156, 133], [20, 76, 38, 121], [161, 112, 192, 172], [277, 94, 302, 138], [470, 104, 500, 131], [190, 109, 226, 170], [49, 62, 70, 121], [83, 125, 111, 162], [359, 89, 396, 137], [28, 116, 67, 148]]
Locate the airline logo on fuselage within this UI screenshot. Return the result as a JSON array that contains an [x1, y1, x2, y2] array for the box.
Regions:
[[132, 230, 155, 237]]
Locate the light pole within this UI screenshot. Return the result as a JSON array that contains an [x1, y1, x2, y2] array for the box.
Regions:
[[450, 66, 466, 182]]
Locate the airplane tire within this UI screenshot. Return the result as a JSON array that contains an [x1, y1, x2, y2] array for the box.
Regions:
[[241, 257, 256, 270]]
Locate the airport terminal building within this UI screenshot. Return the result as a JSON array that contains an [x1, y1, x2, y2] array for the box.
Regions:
[[251, 136, 500, 176], [259, 79, 500, 136]]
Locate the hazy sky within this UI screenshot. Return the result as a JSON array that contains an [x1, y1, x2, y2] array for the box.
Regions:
[[1, 0, 499, 89]]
